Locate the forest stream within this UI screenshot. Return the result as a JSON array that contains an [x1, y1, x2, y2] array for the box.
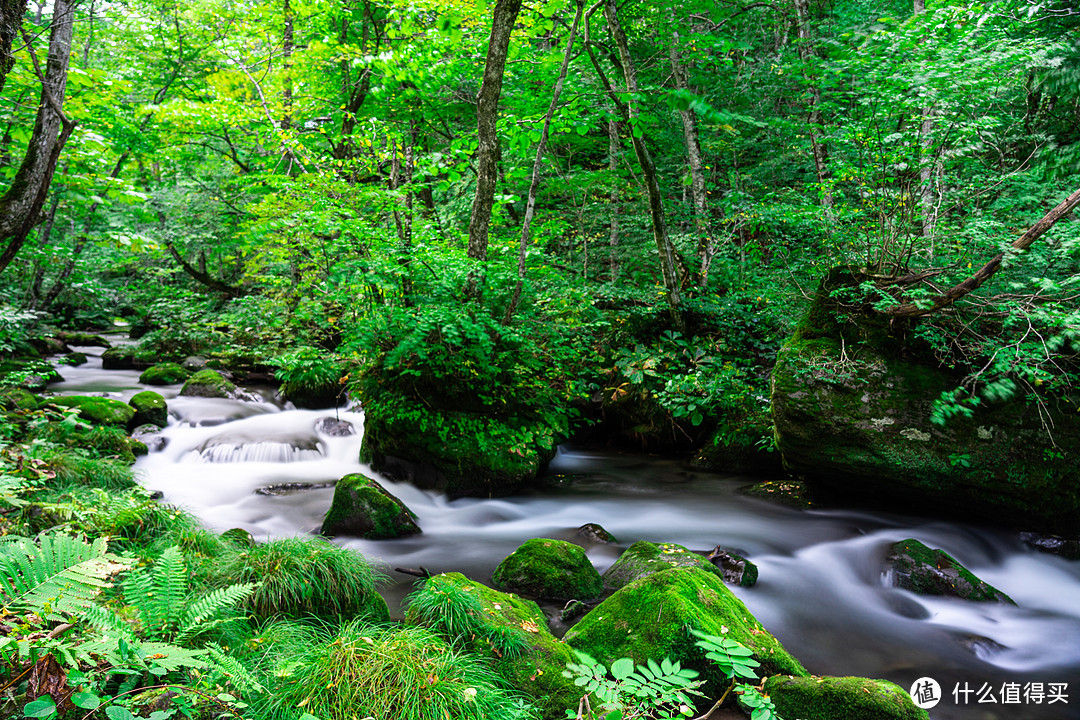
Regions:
[[55, 344, 1080, 720]]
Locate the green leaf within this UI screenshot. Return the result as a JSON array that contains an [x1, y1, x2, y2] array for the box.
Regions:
[[610, 657, 635, 679], [105, 707, 136, 720], [23, 698, 57, 718], [71, 693, 101, 710]]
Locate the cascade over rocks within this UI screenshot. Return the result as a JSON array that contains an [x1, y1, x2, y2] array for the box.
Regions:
[[771, 269, 1080, 534]]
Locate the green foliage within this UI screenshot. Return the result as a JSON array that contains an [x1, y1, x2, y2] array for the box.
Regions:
[[273, 346, 343, 406], [0, 306, 40, 359], [562, 650, 702, 720], [405, 576, 533, 659]]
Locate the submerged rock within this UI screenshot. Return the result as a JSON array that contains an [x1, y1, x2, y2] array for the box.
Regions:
[[139, 362, 189, 386], [129, 391, 168, 429], [405, 572, 581, 719], [707, 546, 759, 588], [50, 395, 135, 428], [492, 538, 603, 601], [603, 540, 723, 590], [1019, 531, 1080, 561], [740, 479, 814, 509], [565, 567, 806, 698], [771, 268, 1080, 534], [886, 538, 1014, 604], [320, 473, 420, 539], [131, 423, 167, 452], [313, 417, 355, 437], [763, 675, 928, 720], [180, 369, 239, 399]]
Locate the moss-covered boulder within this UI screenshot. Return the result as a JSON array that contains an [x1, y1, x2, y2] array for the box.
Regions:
[[320, 474, 420, 539], [101, 346, 136, 370], [129, 391, 168, 429], [139, 362, 189, 386], [706, 546, 758, 588], [740, 479, 815, 509], [0, 388, 37, 411], [887, 539, 1014, 604], [50, 396, 135, 428], [602, 541, 723, 590], [57, 332, 111, 348], [64, 352, 88, 366], [405, 572, 582, 719], [30, 336, 70, 355], [763, 675, 928, 720], [771, 269, 1080, 534], [565, 567, 806, 698], [180, 369, 238, 399], [492, 538, 603, 601]]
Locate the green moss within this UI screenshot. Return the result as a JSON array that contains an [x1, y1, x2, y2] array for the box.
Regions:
[[888, 539, 1014, 604], [101, 346, 136, 370], [57, 332, 111, 347], [405, 572, 581, 719], [763, 675, 928, 720], [63, 352, 88, 366], [139, 362, 190, 386], [565, 567, 806, 698], [179, 369, 237, 399], [603, 541, 724, 590], [320, 473, 421, 539], [492, 538, 603, 601], [129, 391, 168, 429], [49, 396, 136, 428], [0, 388, 37, 411]]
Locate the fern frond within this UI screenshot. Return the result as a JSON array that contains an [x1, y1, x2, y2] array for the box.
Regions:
[[138, 641, 208, 672], [153, 546, 189, 631], [176, 583, 257, 643], [204, 642, 266, 696], [81, 603, 136, 640]]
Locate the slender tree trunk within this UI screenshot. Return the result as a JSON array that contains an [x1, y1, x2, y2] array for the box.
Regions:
[[596, 0, 685, 330], [467, 0, 523, 261], [914, 0, 939, 255], [608, 116, 620, 281], [669, 32, 713, 287], [0, 0, 76, 274], [26, 191, 59, 305], [887, 187, 1080, 318], [0, 0, 27, 94], [504, 1, 583, 323], [793, 0, 833, 215]]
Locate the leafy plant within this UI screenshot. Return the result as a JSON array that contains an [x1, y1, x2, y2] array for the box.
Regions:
[[562, 651, 702, 720], [404, 577, 533, 659]]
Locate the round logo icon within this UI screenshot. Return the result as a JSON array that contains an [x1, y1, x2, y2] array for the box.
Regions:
[[909, 677, 942, 709]]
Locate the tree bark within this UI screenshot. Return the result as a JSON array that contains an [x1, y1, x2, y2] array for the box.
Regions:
[[164, 238, 245, 298], [608, 115, 619, 281], [0, 0, 76, 274], [887, 187, 1080, 318], [0, 0, 26, 94], [504, 0, 583, 323], [596, 0, 685, 330], [466, 0, 523, 261], [793, 0, 833, 214]]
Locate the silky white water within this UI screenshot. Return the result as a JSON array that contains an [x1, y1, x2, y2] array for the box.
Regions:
[[52, 346, 1080, 720]]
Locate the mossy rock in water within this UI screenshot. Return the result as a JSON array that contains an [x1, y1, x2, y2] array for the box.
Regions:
[[50, 396, 135, 428], [101, 346, 136, 370], [321, 473, 420, 539], [63, 352, 88, 366], [139, 362, 189, 386], [603, 540, 723, 590], [405, 572, 582, 719], [706, 546, 758, 588], [180, 369, 238, 399], [30, 336, 70, 355], [763, 675, 928, 720], [57, 332, 111, 348], [129, 391, 168, 429], [886, 538, 1014, 604], [771, 268, 1080, 534], [574, 523, 618, 545], [740, 479, 814, 509], [280, 378, 343, 409], [565, 567, 806, 699], [0, 388, 37, 411], [492, 538, 603, 601]]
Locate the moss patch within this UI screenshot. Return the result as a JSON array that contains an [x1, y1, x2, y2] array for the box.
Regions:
[[887, 538, 1014, 604], [603, 540, 723, 590], [763, 675, 928, 720], [565, 567, 806, 698], [49, 396, 136, 428], [493, 538, 603, 601], [320, 473, 420, 539], [101, 346, 136, 370], [0, 388, 37, 411], [129, 391, 168, 429], [139, 362, 190, 386], [405, 572, 582, 719], [180, 369, 237, 399]]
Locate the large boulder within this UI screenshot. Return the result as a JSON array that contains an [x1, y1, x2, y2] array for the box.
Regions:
[[101, 346, 136, 370], [49, 395, 135, 428], [602, 540, 724, 590], [565, 567, 806, 698], [180, 369, 238, 399], [405, 572, 582, 719], [320, 474, 420, 539], [492, 538, 603, 601], [771, 269, 1080, 534], [139, 362, 189, 386], [57, 331, 111, 348], [129, 391, 168, 429], [763, 675, 928, 720], [886, 538, 1014, 604]]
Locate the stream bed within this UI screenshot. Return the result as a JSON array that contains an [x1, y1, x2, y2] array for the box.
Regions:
[[53, 347, 1080, 720]]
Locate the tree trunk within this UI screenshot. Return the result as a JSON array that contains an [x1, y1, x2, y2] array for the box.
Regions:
[[0, 0, 26, 94], [608, 116, 619, 281], [914, 0, 938, 253], [504, 1, 583, 323], [793, 0, 833, 214], [0, 0, 76, 274], [466, 0, 523, 261], [597, 0, 685, 330], [887, 187, 1080, 318]]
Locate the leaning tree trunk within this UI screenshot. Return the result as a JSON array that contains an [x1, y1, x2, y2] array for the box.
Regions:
[[0, 0, 76, 274], [887, 187, 1080, 318], [466, 0, 523, 261]]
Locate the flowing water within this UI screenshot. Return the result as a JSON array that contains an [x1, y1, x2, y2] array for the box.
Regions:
[[53, 345, 1080, 720]]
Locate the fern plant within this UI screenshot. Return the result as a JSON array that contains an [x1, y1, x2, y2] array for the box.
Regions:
[[562, 651, 703, 720], [123, 546, 257, 643]]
